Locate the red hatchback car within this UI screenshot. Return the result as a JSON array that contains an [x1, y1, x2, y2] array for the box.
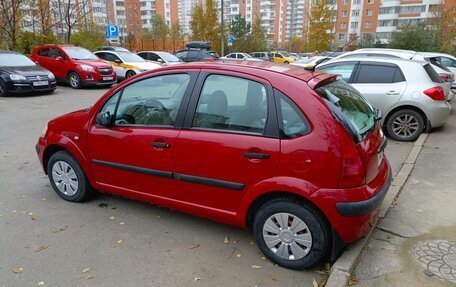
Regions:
[[30, 45, 117, 89], [36, 62, 391, 269]]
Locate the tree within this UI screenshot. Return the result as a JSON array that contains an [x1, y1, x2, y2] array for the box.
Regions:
[[154, 14, 169, 50], [431, 5, 456, 54], [228, 15, 251, 52], [170, 22, 182, 52], [249, 15, 267, 52], [0, 0, 25, 49], [358, 33, 375, 49], [56, 0, 92, 43], [304, 0, 334, 53], [190, 0, 220, 52], [388, 23, 441, 52], [70, 21, 105, 51], [125, 31, 136, 51]]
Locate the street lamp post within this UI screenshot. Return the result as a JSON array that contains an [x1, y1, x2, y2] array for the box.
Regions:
[[289, 0, 295, 53], [221, 0, 225, 56]]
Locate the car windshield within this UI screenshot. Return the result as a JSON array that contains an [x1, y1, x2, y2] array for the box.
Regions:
[[62, 47, 98, 60], [243, 53, 253, 58], [0, 53, 36, 67], [157, 52, 181, 62], [118, 52, 146, 62], [316, 80, 375, 138]]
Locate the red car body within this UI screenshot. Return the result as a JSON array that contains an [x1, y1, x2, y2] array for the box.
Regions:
[[36, 62, 391, 262], [30, 45, 117, 87]]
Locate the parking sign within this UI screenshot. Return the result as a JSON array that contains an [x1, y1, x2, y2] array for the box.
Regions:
[[106, 25, 119, 38], [227, 35, 233, 47]]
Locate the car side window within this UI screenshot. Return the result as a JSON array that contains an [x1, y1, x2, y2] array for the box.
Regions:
[[99, 91, 121, 117], [114, 74, 190, 126], [277, 91, 310, 138], [319, 63, 357, 82], [150, 53, 160, 61], [105, 53, 121, 62], [237, 54, 244, 59], [38, 48, 49, 57], [276, 53, 283, 58], [175, 51, 188, 59], [192, 75, 268, 135], [95, 52, 106, 60], [441, 57, 456, 68], [48, 48, 64, 59], [187, 51, 199, 58], [355, 64, 404, 83], [137, 52, 147, 60]]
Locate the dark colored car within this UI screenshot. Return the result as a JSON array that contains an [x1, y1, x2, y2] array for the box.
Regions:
[[174, 49, 219, 62], [30, 45, 117, 89], [36, 62, 391, 270], [0, 50, 56, 97]]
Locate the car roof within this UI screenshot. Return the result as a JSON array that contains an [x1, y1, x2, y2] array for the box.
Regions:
[[349, 48, 416, 59], [320, 56, 426, 67]]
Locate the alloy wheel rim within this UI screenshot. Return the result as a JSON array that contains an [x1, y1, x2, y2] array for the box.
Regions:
[[126, 71, 135, 78], [262, 212, 312, 260], [392, 114, 419, 138], [70, 74, 79, 87], [52, 161, 79, 196]]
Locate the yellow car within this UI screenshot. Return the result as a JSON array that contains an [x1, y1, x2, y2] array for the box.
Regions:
[[271, 51, 295, 64]]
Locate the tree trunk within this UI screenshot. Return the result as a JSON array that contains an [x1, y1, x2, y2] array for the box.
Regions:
[[67, 27, 72, 43]]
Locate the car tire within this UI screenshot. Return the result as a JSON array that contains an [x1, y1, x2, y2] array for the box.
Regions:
[[284, 61, 290, 64], [253, 198, 329, 270], [47, 151, 95, 202], [125, 70, 136, 78], [0, 79, 9, 97], [386, 109, 424, 142], [68, 72, 82, 89]]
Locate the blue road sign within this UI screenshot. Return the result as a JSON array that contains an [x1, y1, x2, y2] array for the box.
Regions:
[[228, 35, 233, 47], [106, 25, 119, 38]]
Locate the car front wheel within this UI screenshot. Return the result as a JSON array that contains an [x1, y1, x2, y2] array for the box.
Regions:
[[125, 70, 136, 78], [0, 80, 8, 97], [386, 109, 424, 141], [253, 199, 329, 270], [68, 72, 82, 89], [47, 151, 94, 202]]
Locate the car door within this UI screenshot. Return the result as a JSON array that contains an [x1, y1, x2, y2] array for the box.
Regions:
[[351, 62, 407, 112], [173, 72, 280, 212], [104, 52, 126, 79], [87, 72, 197, 198], [45, 48, 67, 79]]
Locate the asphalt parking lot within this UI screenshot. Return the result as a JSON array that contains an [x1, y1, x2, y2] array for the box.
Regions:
[[0, 85, 413, 287]]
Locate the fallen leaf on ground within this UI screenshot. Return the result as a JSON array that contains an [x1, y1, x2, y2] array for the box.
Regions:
[[194, 277, 202, 282], [236, 253, 242, 258], [318, 279, 327, 287], [224, 236, 229, 244], [119, 221, 125, 225], [42, 198, 46, 201], [417, 209, 423, 212], [315, 263, 330, 275], [12, 210, 17, 213], [80, 274, 94, 280], [250, 240, 254, 245], [156, 215, 161, 218], [269, 274, 277, 281], [348, 276, 359, 286], [37, 281, 44, 286], [35, 245, 48, 252], [0, 214, 3, 218], [82, 268, 90, 273], [12, 267, 23, 273], [189, 244, 200, 249], [117, 240, 123, 244], [51, 225, 68, 233], [261, 256, 266, 260], [232, 240, 238, 244], [30, 214, 37, 220], [251, 265, 262, 269], [110, 216, 115, 220]]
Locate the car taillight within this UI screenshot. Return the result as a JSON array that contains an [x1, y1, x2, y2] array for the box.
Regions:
[[439, 74, 451, 81], [338, 124, 365, 188], [204, 57, 214, 62], [424, 86, 445, 101]]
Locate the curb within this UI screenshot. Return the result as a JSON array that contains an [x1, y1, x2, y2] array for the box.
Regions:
[[325, 133, 429, 287]]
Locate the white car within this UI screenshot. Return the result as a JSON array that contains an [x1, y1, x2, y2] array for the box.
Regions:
[[291, 56, 333, 68], [221, 53, 264, 61], [94, 51, 162, 80], [136, 51, 184, 66]]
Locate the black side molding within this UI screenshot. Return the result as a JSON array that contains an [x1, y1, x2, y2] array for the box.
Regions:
[[92, 159, 173, 179], [336, 167, 392, 217], [174, 173, 245, 190]]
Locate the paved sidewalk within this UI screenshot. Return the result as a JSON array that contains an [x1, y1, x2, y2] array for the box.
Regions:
[[354, 108, 456, 286]]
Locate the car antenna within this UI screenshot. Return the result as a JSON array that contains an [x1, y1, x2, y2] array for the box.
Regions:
[[304, 35, 360, 71]]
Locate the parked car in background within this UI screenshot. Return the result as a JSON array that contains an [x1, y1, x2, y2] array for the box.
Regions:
[[0, 50, 56, 96], [37, 62, 391, 270], [96, 46, 130, 52], [289, 53, 299, 60], [174, 49, 220, 62], [317, 57, 451, 141], [334, 49, 455, 90], [137, 51, 183, 66], [30, 45, 116, 89], [221, 53, 264, 61], [291, 56, 333, 68], [271, 51, 295, 64], [250, 52, 273, 61], [94, 50, 161, 80]]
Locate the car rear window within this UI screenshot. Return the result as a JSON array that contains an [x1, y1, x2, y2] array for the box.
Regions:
[[315, 80, 375, 140], [355, 64, 405, 83], [423, 64, 443, 83]]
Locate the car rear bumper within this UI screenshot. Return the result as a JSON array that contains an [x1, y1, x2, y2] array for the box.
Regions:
[[309, 158, 392, 244], [427, 101, 451, 128]]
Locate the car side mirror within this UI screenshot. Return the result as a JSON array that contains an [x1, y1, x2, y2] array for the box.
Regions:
[[374, 108, 382, 121], [157, 58, 164, 63], [114, 59, 122, 64], [96, 111, 112, 127], [56, 56, 64, 62]]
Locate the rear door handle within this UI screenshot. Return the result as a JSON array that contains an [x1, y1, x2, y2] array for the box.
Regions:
[[243, 152, 270, 159], [386, 90, 400, 95], [150, 142, 170, 148]]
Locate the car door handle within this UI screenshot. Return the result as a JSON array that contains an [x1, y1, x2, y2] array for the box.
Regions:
[[386, 90, 400, 95], [150, 142, 170, 148], [243, 152, 270, 159]]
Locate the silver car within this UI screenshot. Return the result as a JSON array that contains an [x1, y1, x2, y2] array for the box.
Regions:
[[333, 48, 455, 91], [317, 57, 451, 141]]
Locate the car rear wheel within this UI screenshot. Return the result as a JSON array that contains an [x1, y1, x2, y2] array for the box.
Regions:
[[386, 109, 424, 142], [253, 199, 329, 270], [126, 70, 136, 78], [284, 61, 289, 64], [68, 72, 82, 89], [47, 151, 95, 202], [0, 80, 8, 97]]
